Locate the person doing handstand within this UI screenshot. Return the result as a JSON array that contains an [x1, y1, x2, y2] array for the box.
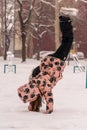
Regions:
[[17, 15, 73, 114]]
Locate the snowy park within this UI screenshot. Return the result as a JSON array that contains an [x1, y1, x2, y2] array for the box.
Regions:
[[0, 1, 87, 129], [0, 56, 87, 130]]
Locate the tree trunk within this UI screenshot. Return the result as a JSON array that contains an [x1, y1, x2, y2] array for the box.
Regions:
[[21, 32, 26, 62], [27, 34, 33, 58]]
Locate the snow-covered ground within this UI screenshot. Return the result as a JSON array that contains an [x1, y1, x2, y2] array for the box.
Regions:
[[0, 56, 87, 130]]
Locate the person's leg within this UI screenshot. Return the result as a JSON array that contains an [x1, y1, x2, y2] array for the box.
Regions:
[[44, 90, 53, 114], [49, 16, 73, 61]]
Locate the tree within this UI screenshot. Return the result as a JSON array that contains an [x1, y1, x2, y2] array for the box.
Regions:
[[0, 0, 15, 60], [28, 0, 55, 60], [17, 0, 87, 61], [17, 0, 55, 60], [17, 0, 36, 62]]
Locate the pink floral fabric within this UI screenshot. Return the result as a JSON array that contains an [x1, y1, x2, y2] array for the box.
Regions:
[[17, 56, 66, 113]]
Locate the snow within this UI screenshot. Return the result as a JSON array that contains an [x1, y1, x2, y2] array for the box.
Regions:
[[0, 56, 87, 130], [79, 0, 87, 3], [40, 0, 55, 8], [60, 7, 78, 16]]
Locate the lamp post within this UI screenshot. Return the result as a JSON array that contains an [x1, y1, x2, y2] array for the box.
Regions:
[[55, 0, 60, 50]]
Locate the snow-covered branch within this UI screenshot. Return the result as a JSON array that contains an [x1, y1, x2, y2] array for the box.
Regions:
[[58, 0, 63, 2], [17, 0, 22, 6], [60, 7, 78, 16], [40, 0, 55, 8], [75, 0, 87, 3], [17, 0, 22, 12], [39, 30, 47, 38], [39, 24, 54, 28], [58, 0, 87, 3], [80, 0, 87, 3], [23, 0, 36, 24], [30, 32, 38, 40], [33, 7, 39, 17]]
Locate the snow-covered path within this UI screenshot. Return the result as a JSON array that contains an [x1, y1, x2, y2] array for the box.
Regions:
[[0, 57, 87, 130]]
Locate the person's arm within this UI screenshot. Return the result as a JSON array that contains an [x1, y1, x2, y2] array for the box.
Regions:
[[32, 66, 40, 77]]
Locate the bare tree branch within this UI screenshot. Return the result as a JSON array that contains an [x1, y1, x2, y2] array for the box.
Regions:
[[40, 0, 55, 8]]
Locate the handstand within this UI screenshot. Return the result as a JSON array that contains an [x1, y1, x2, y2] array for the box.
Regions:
[[17, 15, 73, 114]]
